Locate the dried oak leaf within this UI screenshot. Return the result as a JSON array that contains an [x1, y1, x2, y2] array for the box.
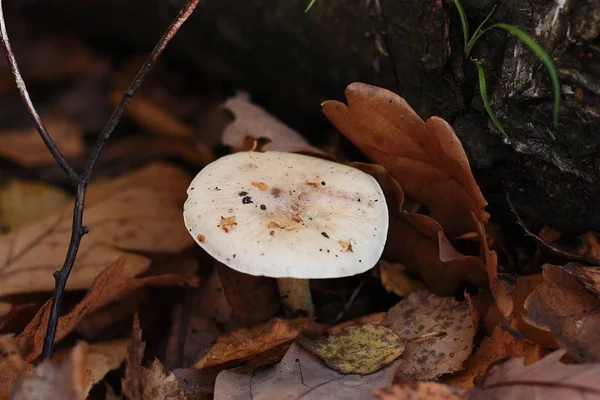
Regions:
[[0, 162, 193, 296], [299, 324, 406, 375], [322, 83, 488, 236], [194, 317, 310, 369], [0, 180, 69, 232], [0, 116, 84, 166], [374, 383, 468, 400], [472, 215, 513, 322], [479, 349, 600, 399], [386, 212, 487, 296], [444, 323, 544, 388], [12, 342, 88, 400], [123, 316, 208, 400], [15, 257, 196, 362], [378, 350, 600, 399], [0, 335, 33, 400], [354, 162, 487, 296], [214, 343, 401, 400], [524, 263, 600, 362], [383, 290, 477, 381], [485, 274, 556, 348]]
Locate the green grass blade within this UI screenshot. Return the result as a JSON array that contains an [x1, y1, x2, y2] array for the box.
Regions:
[[452, 0, 470, 52], [476, 62, 507, 137], [304, 0, 317, 13], [466, 6, 497, 55], [490, 23, 560, 126]]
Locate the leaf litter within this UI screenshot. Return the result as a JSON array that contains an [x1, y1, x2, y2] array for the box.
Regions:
[[0, 33, 598, 400]]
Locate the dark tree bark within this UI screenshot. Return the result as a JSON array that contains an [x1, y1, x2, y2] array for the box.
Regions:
[[25, 0, 600, 235]]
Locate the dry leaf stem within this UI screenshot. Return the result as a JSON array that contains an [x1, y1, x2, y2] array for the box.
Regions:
[[0, 0, 201, 359]]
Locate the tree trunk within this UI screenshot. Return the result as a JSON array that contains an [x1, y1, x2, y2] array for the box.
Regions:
[[25, 0, 600, 235]]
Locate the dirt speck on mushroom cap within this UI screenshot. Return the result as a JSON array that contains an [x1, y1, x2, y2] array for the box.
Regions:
[[183, 151, 388, 279]]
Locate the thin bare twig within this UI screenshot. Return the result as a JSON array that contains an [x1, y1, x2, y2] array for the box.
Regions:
[[0, 0, 201, 359]]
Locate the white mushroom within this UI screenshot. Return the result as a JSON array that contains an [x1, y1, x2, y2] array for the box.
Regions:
[[183, 151, 389, 316]]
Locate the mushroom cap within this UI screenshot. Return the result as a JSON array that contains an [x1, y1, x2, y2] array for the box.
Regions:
[[183, 151, 389, 278]]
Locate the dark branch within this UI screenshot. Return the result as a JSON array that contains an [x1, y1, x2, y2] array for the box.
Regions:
[[0, 0, 201, 359]]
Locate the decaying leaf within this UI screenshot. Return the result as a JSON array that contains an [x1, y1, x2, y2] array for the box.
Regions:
[[485, 274, 556, 348], [327, 312, 386, 335], [299, 324, 406, 375], [472, 215, 514, 323], [354, 162, 488, 296], [0, 180, 69, 231], [12, 342, 88, 400], [386, 213, 487, 296], [85, 339, 129, 393], [194, 318, 310, 369], [214, 343, 401, 400], [374, 383, 468, 400], [54, 339, 129, 394], [0, 162, 193, 296], [560, 262, 600, 295], [221, 93, 313, 153], [123, 316, 207, 400], [379, 261, 424, 297], [215, 262, 279, 326], [0, 116, 84, 166], [444, 324, 544, 388], [379, 350, 600, 399], [0, 335, 33, 400], [322, 83, 488, 236], [15, 257, 197, 362], [480, 349, 600, 399], [383, 291, 476, 381], [523, 263, 600, 362]]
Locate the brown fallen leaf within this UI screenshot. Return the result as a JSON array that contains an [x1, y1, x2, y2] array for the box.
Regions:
[[354, 162, 487, 296], [472, 215, 514, 323], [379, 261, 425, 297], [383, 290, 477, 381], [560, 262, 600, 295], [194, 317, 310, 369], [215, 262, 280, 327], [54, 339, 130, 394], [0, 162, 193, 296], [524, 263, 600, 362], [327, 312, 386, 335], [386, 212, 487, 296], [11, 342, 88, 400], [444, 323, 545, 388], [485, 274, 556, 348], [0, 116, 84, 167], [0, 180, 69, 232], [221, 92, 313, 153], [322, 83, 488, 236], [299, 324, 408, 375], [214, 343, 401, 400], [110, 90, 195, 140], [15, 257, 197, 362], [480, 349, 600, 399], [374, 383, 468, 400], [0, 335, 33, 400], [123, 316, 208, 400], [378, 350, 600, 399]]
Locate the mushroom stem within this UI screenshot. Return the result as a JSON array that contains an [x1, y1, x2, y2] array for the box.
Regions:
[[277, 278, 314, 317]]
